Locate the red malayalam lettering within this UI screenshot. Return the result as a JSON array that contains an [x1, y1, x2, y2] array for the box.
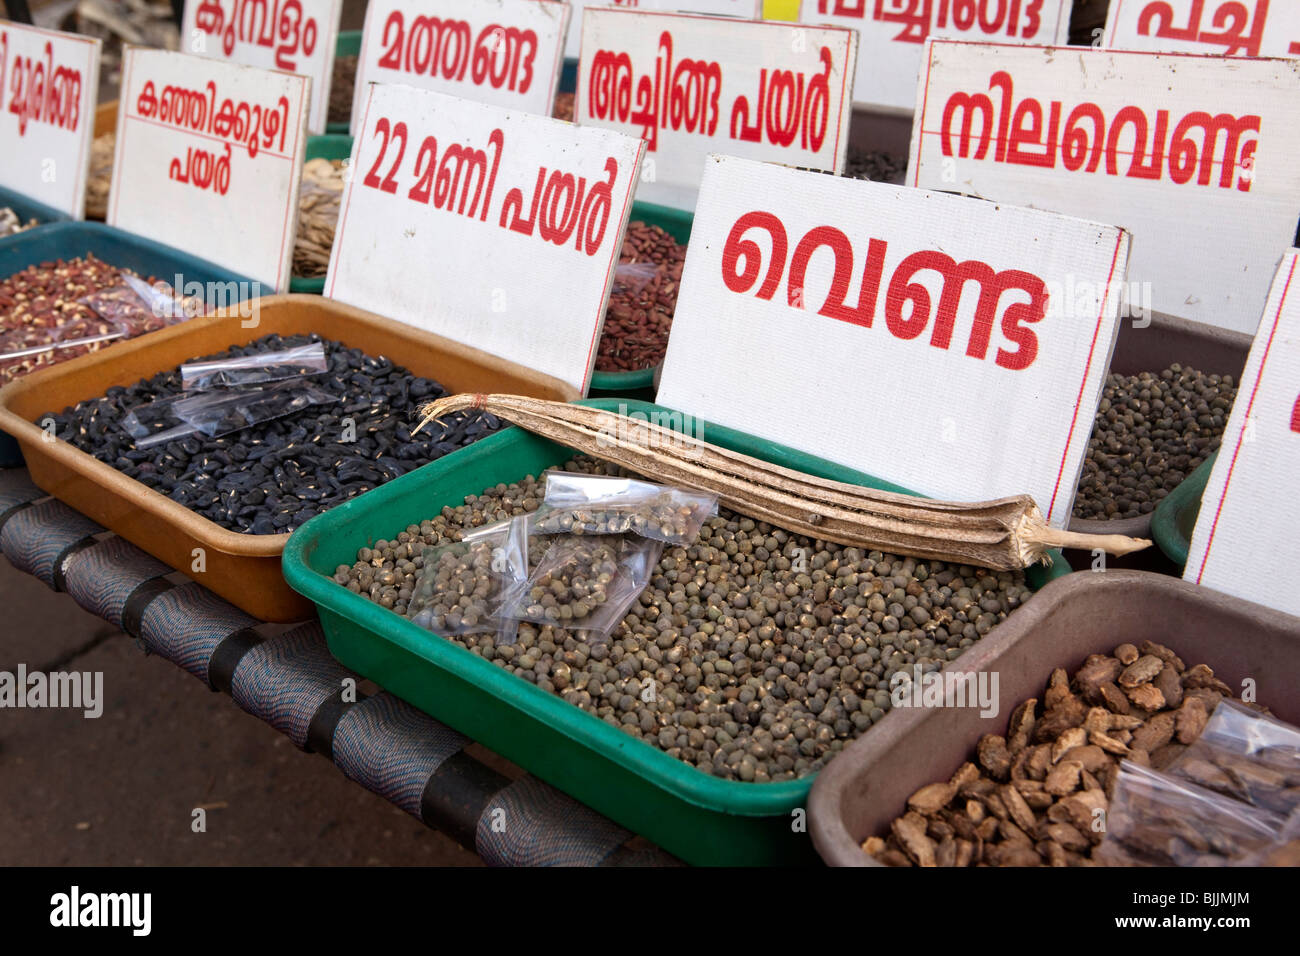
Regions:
[[2, 36, 82, 137], [169, 142, 233, 194], [730, 46, 833, 151], [136, 78, 291, 158], [194, 0, 320, 71], [816, 1, 1046, 43], [376, 11, 536, 93], [1138, 0, 1270, 57]]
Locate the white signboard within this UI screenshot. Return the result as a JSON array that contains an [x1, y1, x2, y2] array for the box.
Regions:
[[110, 48, 309, 291], [351, 0, 570, 133], [657, 155, 1132, 526], [576, 9, 857, 210], [327, 83, 645, 395], [0, 22, 100, 218], [1104, 0, 1300, 58], [181, 0, 342, 135], [1185, 250, 1300, 616], [800, 0, 1070, 113], [909, 40, 1300, 335], [563, 1, 763, 60]]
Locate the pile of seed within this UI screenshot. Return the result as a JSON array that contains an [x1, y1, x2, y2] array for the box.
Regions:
[[328, 55, 358, 126], [293, 158, 347, 278], [843, 148, 908, 184], [85, 134, 115, 220], [595, 222, 687, 373], [0, 256, 171, 386], [44, 332, 500, 535], [1073, 364, 1236, 520], [335, 456, 1033, 782], [553, 92, 575, 122], [0, 207, 39, 238], [866, 641, 1248, 867]]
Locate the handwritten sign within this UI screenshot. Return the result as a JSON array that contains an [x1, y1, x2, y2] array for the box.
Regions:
[[327, 83, 644, 394], [562, 1, 763, 59], [350, 0, 569, 133], [800, 0, 1069, 113], [1104, 0, 1300, 58], [110, 48, 309, 291], [908, 41, 1300, 335], [1184, 250, 1300, 616], [180, 0, 342, 135], [0, 23, 100, 218], [576, 9, 857, 210], [656, 155, 1132, 526]]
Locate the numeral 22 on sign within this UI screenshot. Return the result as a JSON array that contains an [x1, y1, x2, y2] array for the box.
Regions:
[[1184, 250, 1300, 617], [327, 83, 644, 395], [350, 0, 570, 133], [577, 8, 857, 211], [110, 48, 310, 291], [909, 40, 1300, 336], [656, 155, 1131, 527], [0, 23, 100, 218], [1104, 0, 1300, 59]]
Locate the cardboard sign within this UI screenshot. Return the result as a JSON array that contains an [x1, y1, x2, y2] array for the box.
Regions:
[[576, 9, 857, 210], [656, 155, 1131, 526], [0, 23, 100, 218], [327, 83, 645, 394], [1104, 0, 1300, 58], [350, 0, 570, 133], [800, 0, 1069, 113], [562, 1, 763, 60], [1184, 250, 1300, 616], [908, 41, 1300, 336], [110, 48, 309, 291], [181, 0, 342, 135]]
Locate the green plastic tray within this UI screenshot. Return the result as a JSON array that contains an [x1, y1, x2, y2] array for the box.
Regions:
[[588, 201, 694, 400], [1152, 452, 1217, 569], [325, 30, 362, 135], [0, 221, 257, 467], [288, 134, 353, 294], [282, 399, 1070, 865]]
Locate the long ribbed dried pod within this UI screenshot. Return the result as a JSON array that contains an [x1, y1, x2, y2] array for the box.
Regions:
[[416, 395, 1151, 570]]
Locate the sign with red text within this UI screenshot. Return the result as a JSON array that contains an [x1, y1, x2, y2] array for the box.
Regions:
[[800, 1, 1069, 113], [577, 9, 857, 210], [110, 48, 309, 291], [351, 0, 569, 133], [909, 41, 1300, 335], [1185, 250, 1300, 616], [1104, 0, 1300, 58], [656, 156, 1131, 526], [327, 83, 644, 394], [0, 23, 100, 217], [181, 0, 342, 135], [562, 1, 763, 59]]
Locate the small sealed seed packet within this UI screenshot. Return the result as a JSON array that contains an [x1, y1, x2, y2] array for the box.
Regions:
[[120, 394, 202, 449], [1167, 701, 1300, 816], [533, 472, 718, 545], [181, 343, 328, 390], [172, 381, 337, 438], [408, 515, 530, 642]]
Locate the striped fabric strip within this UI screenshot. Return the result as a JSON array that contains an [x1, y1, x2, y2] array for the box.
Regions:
[[62, 537, 171, 629], [0, 499, 102, 587], [138, 582, 259, 684], [333, 693, 469, 817], [475, 776, 631, 867], [0, 473, 43, 518], [230, 621, 351, 750]]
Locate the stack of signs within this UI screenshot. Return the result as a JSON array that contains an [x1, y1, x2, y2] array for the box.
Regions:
[[656, 155, 1131, 527], [180, 0, 343, 135], [1104, 0, 1300, 58], [1184, 250, 1300, 617], [576, 9, 858, 210], [327, 83, 645, 395], [350, 0, 570, 132], [562, 1, 763, 59], [110, 48, 310, 291], [799, 1, 1071, 113], [0, 23, 101, 218], [908, 41, 1300, 335]]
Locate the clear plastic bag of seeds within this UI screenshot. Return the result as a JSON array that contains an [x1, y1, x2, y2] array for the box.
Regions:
[[78, 274, 199, 334], [612, 261, 662, 297], [119, 394, 202, 449], [181, 343, 328, 390], [1095, 761, 1286, 867], [408, 515, 530, 641], [1166, 701, 1300, 816], [498, 534, 663, 642], [532, 472, 718, 546], [172, 381, 338, 438]]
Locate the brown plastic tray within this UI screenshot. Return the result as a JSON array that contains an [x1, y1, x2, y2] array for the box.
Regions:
[[0, 295, 578, 621], [1066, 312, 1253, 544], [807, 569, 1300, 866]]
